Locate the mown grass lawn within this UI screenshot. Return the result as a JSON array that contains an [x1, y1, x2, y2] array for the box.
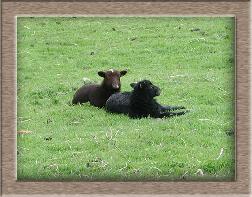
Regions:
[[17, 17, 235, 181]]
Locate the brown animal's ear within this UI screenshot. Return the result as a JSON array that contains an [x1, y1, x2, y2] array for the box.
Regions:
[[130, 82, 136, 88], [98, 71, 105, 78], [120, 70, 127, 76]]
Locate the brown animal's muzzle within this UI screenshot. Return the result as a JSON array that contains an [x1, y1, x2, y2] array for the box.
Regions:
[[112, 84, 120, 90]]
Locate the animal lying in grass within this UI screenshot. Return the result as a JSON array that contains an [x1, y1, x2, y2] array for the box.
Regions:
[[72, 69, 127, 107], [106, 80, 189, 118]]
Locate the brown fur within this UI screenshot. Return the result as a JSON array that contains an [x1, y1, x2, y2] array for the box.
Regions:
[[72, 69, 127, 108]]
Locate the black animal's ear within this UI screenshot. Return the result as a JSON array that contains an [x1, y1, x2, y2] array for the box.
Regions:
[[98, 71, 105, 78], [120, 70, 127, 76], [130, 82, 136, 88]]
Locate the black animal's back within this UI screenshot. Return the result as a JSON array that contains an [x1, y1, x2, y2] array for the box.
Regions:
[[106, 92, 131, 114]]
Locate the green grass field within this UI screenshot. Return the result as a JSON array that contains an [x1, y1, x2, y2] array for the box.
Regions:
[[17, 17, 235, 181]]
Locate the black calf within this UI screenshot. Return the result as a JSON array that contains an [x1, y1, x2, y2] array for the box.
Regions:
[[106, 80, 189, 118]]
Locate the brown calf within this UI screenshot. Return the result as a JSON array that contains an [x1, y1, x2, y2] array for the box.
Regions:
[[72, 69, 127, 108]]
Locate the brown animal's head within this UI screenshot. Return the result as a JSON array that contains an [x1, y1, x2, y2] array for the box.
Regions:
[[98, 69, 127, 91]]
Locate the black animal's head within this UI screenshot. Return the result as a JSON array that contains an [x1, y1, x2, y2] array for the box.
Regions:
[[98, 69, 127, 91], [130, 80, 161, 98]]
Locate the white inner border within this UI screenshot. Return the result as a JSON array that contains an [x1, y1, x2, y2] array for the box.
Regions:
[[15, 15, 237, 185]]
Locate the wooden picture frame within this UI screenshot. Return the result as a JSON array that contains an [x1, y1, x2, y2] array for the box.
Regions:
[[1, 0, 250, 196]]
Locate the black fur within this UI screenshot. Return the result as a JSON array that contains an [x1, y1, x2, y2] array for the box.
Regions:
[[106, 80, 188, 118], [72, 69, 127, 108]]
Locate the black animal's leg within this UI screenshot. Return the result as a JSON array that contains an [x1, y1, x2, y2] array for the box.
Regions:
[[161, 105, 186, 111], [168, 110, 189, 117], [158, 110, 189, 118]]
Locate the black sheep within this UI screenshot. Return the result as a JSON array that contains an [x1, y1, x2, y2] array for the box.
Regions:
[[106, 80, 189, 118], [72, 69, 127, 107]]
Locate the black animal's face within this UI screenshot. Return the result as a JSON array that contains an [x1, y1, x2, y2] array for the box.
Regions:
[[98, 69, 127, 91], [131, 80, 161, 98]]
